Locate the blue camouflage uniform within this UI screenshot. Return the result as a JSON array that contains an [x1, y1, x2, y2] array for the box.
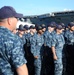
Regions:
[[30, 32, 37, 44], [51, 32, 65, 75], [31, 33, 44, 75], [43, 30, 55, 75], [64, 30, 74, 75], [16, 32, 26, 45], [24, 32, 35, 75], [44, 30, 55, 47], [64, 30, 74, 45], [0, 26, 27, 75], [23, 33, 32, 59]]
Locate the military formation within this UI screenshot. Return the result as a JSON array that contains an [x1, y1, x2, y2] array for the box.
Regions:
[[0, 6, 74, 75], [15, 21, 74, 75]]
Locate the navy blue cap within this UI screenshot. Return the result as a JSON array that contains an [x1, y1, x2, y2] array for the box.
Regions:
[[48, 22, 56, 27], [60, 23, 65, 26], [59, 23, 65, 29], [56, 25, 63, 30], [68, 22, 74, 27], [41, 24, 46, 28], [30, 25, 36, 29], [18, 25, 24, 31], [0, 6, 23, 19], [36, 25, 42, 30], [24, 25, 29, 30], [51, 21, 56, 25]]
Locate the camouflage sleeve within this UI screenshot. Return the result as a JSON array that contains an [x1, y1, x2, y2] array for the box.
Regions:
[[30, 36, 37, 57], [10, 38, 27, 68], [51, 35, 56, 47]]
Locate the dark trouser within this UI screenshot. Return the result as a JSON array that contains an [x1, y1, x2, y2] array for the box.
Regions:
[[24, 45, 35, 75], [66, 45, 74, 75], [62, 45, 66, 75], [42, 46, 54, 75]]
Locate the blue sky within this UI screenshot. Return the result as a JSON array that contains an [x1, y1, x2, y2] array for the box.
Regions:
[[0, 0, 74, 16]]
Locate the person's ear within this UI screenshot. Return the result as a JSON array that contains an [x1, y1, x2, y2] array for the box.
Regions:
[[7, 18, 13, 25]]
